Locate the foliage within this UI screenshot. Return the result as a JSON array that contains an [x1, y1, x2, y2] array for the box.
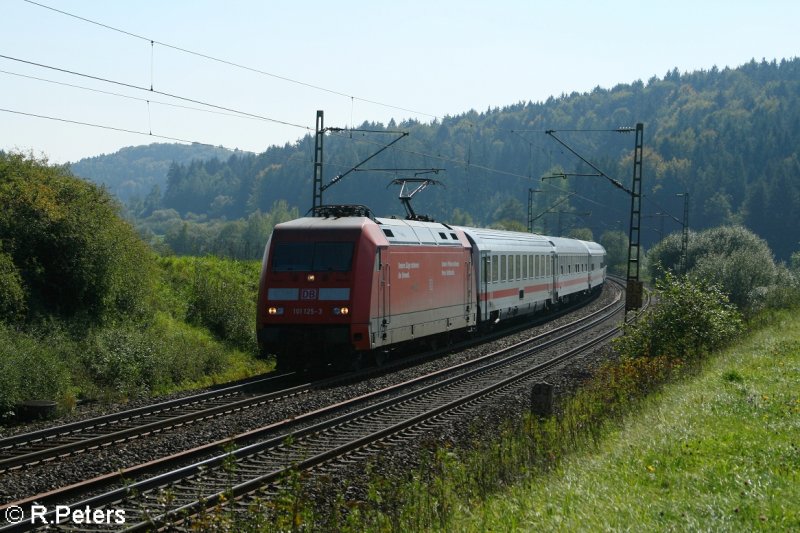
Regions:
[[0, 323, 72, 418], [756, 263, 800, 311], [0, 152, 156, 321], [69, 142, 234, 205], [614, 273, 742, 360], [138, 201, 297, 260], [156, 256, 261, 354], [81, 58, 800, 260], [0, 154, 272, 414], [0, 247, 26, 322], [648, 225, 781, 312], [599, 230, 628, 276]]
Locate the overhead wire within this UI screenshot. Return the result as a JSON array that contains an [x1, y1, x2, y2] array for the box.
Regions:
[[0, 54, 312, 132], [1, 107, 223, 147], [13, 1, 622, 217], [16, 1, 492, 163], [325, 128, 608, 209], [24, 0, 440, 121], [0, 69, 287, 122]]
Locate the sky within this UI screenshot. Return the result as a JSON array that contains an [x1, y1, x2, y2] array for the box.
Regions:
[[2, 0, 798, 164]]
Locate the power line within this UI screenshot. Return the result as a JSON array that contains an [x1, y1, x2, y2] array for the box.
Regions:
[[0, 107, 232, 148], [0, 69, 274, 123], [0, 53, 312, 132], [24, 0, 440, 121]]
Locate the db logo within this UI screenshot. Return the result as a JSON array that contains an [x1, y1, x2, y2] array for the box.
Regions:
[[300, 289, 318, 300]]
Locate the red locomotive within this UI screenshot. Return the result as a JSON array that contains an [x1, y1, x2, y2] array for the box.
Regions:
[[257, 205, 606, 371]]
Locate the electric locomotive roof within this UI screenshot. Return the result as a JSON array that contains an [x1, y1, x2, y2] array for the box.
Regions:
[[273, 215, 467, 247]]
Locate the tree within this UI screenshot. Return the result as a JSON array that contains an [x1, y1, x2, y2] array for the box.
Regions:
[[0, 153, 156, 320], [648, 225, 778, 312], [600, 230, 628, 276], [568, 227, 593, 241]]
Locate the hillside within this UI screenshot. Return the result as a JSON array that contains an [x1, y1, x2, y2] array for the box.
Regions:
[[80, 58, 800, 261], [68, 142, 238, 204]]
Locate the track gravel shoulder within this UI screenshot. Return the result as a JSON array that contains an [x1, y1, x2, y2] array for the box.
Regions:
[[0, 285, 619, 506]]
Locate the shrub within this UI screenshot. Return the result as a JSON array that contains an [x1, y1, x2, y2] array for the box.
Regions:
[[158, 256, 259, 354], [0, 248, 26, 322], [80, 326, 162, 398], [0, 152, 156, 321], [614, 273, 742, 360], [648, 225, 779, 312], [0, 323, 72, 417]]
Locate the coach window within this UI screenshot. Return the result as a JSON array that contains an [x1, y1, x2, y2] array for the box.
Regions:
[[501, 255, 507, 282], [515, 255, 521, 280], [492, 255, 499, 282]]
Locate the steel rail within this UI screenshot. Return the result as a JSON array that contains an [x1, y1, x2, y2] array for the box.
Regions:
[[0, 373, 301, 473], [0, 280, 625, 532]]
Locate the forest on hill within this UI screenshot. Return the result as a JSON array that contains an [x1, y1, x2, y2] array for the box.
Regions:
[[75, 58, 800, 262], [70, 143, 236, 204]]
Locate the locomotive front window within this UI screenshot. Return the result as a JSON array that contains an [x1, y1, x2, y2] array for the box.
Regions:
[[272, 242, 354, 272], [313, 242, 354, 271]]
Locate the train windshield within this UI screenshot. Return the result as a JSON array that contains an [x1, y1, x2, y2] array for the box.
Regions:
[[272, 242, 355, 272]]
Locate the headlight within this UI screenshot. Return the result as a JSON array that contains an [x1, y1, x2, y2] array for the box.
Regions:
[[267, 307, 284, 315], [333, 307, 349, 316]]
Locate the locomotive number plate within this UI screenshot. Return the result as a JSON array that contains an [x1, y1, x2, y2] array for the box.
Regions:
[[293, 307, 323, 316]]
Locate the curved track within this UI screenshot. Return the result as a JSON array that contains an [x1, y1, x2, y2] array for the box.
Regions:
[[1, 279, 634, 532]]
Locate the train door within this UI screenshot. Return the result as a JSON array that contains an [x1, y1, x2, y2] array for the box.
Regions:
[[586, 252, 592, 290], [551, 252, 558, 303], [465, 257, 473, 326], [480, 250, 491, 323], [377, 246, 390, 340]]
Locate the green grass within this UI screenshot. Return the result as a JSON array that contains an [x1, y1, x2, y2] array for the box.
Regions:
[[450, 311, 800, 532], [0, 255, 271, 421]]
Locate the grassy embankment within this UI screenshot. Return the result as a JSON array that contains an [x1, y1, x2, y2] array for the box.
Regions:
[[451, 310, 799, 531], [0, 256, 270, 418], [322, 310, 797, 532]]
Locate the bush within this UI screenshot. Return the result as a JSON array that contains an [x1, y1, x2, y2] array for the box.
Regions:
[[648, 225, 779, 312], [0, 323, 72, 417], [80, 326, 161, 398], [158, 256, 259, 353], [76, 317, 251, 400], [0, 248, 26, 322], [614, 273, 743, 360], [0, 152, 156, 321]]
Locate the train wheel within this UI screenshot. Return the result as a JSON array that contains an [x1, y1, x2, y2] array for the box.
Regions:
[[373, 350, 389, 367], [275, 353, 295, 373]]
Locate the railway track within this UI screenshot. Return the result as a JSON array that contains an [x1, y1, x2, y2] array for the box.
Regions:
[[0, 373, 305, 474], [1, 279, 631, 532], [0, 279, 617, 477]]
